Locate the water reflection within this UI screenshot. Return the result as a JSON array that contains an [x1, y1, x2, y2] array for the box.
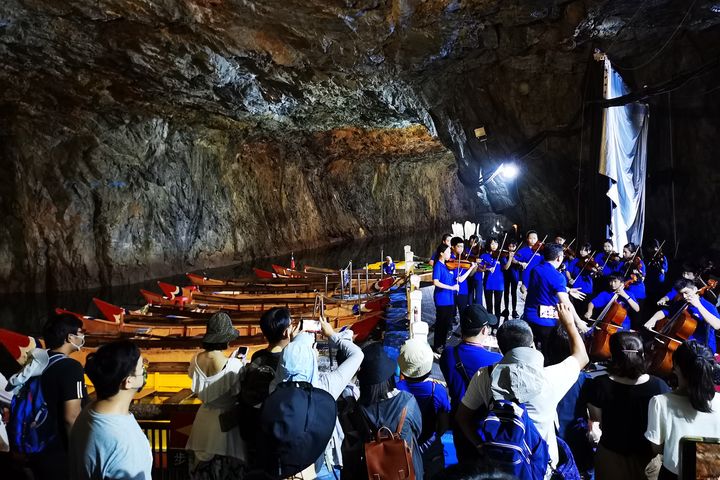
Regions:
[[0, 228, 446, 335]]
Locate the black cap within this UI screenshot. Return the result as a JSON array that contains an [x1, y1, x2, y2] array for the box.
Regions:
[[461, 304, 498, 333], [357, 342, 396, 385]]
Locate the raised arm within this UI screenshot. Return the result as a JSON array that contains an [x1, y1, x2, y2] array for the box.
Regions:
[[557, 302, 589, 368]]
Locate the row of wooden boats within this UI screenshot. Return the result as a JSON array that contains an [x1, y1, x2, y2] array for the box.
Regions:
[[66, 263, 408, 350]]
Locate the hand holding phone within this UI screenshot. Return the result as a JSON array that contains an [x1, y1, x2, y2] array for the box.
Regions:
[[235, 346, 249, 359], [302, 320, 321, 333]]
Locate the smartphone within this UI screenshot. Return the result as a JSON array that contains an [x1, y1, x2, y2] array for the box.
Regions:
[[680, 437, 720, 480], [234, 346, 249, 358], [302, 320, 321, 333]]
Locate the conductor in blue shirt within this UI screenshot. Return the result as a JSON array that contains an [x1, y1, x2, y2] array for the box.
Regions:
[[523, 243, 589, 351]]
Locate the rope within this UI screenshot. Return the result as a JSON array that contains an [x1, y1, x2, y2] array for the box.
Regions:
[[611, 0, 699, 71]]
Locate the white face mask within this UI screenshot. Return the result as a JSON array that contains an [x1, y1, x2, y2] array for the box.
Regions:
[[69, 333, 85, 351]]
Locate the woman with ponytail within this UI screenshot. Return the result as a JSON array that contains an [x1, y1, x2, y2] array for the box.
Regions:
[[645, 340, 720, 479]]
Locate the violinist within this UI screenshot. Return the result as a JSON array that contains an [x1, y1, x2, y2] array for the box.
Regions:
[[523, 243, 589, 351], [644, 279, 720, 353], [429, 233, 452, 266], [502, 240, 520, 320], [479, 237, 505, 320], [645, 239, 668, 305], [432, 243, 459, 353], [450, 237, 478, 315], [515, 230, 543, 294], [594, 239, 620, 278], [616, 242, 646, 330], [565, 243, 595, 313], [585, 274, 640, 331], [465, 234, 483, 305]]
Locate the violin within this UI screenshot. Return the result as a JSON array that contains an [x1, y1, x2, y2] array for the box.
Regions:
[[587, 275, 637, 361], [531, 242, 544, 253], [445, 259, 476, 271], [648, 279, 718, 376]]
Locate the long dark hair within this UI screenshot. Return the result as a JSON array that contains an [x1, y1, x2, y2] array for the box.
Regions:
[[608, 332, 647, 379], [674, 340, 716, 413], [435, 243, 451, 262], [358, 377, 396, 406]]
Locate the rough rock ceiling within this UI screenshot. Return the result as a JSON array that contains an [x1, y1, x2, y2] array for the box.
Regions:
[[2, 0, 718, 142]]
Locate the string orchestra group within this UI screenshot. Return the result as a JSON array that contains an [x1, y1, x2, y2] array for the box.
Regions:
[[428, 229, 720, 377]]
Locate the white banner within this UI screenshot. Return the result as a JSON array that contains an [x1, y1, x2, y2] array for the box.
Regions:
[[599, 58, 649, 249]]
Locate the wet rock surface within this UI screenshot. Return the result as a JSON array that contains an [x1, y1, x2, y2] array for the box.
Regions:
[[1, 0, 719, 291]]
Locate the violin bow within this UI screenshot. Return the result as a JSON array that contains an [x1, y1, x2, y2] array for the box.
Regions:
[[492, 233, 508, 273], [525, 234, 548, 269], [698, 277, 719, 300], [649, 240, 666, 266], [623, 248, 642, 279], [571, 250, 597, 284]]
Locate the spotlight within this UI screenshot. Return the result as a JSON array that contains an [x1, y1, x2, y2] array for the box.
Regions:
[[500, 163, 519, 180]]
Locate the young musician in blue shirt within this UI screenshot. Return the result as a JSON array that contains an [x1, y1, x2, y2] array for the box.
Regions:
[[585, 274, 640, 331], [513, 230, 542, 294], [565, 243, 595, 315], [450, 237, 478, 315], [501, 240, 520, 320], [615, 242, 646, 330], [594, 239, 620, 278], [645, 279, 720, 353], [645, 239, 668, 305], [433, 243, 476, 353], [479, 237, 505, 320]]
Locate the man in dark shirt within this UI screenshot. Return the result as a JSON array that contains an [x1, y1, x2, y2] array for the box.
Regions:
[[31, 313, 88, 480], [251, 307, 299, 369]]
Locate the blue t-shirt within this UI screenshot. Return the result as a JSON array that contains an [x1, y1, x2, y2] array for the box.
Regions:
[[615, 259, 647, 300], [450, 254, 471, 295], [433, 262, 456, 306], [524, 261, 568, 327], [396, 379, 451, 450], [383, 261, 396, 275], [590, 291, 637, 330], [567, 258, 594, 294], [646, 256, 668, 286], [69, 408, 153, 480], [661, 298, 719, 352], [439, 342, 502, 412], [480, 253, 505, 291], [516, 245, 542, 286], [594, 252, 620, 277]]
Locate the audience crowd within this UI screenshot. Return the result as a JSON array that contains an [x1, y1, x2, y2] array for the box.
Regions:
[[1, 301, 719, 480]]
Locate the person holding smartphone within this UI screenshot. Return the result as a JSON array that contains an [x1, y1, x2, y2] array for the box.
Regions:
[[645, 341, 720, 480]]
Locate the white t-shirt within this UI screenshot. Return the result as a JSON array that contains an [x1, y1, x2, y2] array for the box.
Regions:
[[645, 391, 720, 474], [461, 354, 581, 467], [69, 406, 153, 480]]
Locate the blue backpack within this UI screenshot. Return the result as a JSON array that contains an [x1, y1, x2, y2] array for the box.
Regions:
[[9, 353, 68, 454], [475, 399, 550, 480]]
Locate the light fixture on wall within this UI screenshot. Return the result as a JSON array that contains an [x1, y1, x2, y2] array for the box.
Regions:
[[478, 162, 520, 188]]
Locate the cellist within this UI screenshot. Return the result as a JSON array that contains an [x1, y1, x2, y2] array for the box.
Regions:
[[584, 274, 640, 331], [644, 279, 720, 353]]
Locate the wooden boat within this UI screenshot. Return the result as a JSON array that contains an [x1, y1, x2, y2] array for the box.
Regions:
[[61, 303, 385, 344], [140, 287, 389, 317], [271, 264, 385, 280], [187, 272, 398, 295]]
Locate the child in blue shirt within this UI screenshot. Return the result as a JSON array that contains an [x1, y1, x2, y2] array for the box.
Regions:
[[479, 237, 505, 320]]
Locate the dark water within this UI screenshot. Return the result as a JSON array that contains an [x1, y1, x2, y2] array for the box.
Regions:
[[0, 229, 446, 336]]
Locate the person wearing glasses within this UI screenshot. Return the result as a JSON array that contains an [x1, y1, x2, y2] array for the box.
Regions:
[[68, 340, 152, 480]]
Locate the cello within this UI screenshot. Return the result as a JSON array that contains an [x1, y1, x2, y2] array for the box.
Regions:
[[587, 275, 636, 361], [648, 279, 718, 376]]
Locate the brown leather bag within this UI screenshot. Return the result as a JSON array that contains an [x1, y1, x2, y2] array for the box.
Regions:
[[363, 407, 415, 480]]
